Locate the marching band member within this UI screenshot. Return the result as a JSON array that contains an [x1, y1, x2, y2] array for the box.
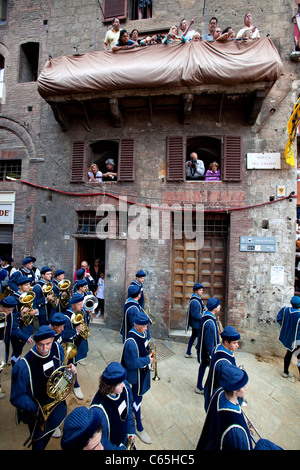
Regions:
[[10, 325, 76, 450], [10, 276, 37, 366], [121, 284, 144, 343], [277, 295, 300, 380], [128, 270, 147, 309], [49, 312, 67, 344], [18, 256, 36, 286], [61, 406, 106, 450], [196, 366, 282, 450], [195, 297, 221, 394], [63, 292, 89, 399], [90, 362, 136, 449], [204, 326, 240, 411], [32, 266, 57, 325], [185, 283, 205, 358], [0, 296, 19, 397], [121, 310, 154, 445]]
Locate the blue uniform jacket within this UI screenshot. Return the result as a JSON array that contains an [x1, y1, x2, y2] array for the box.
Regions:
[[277, 306, 300, 351]]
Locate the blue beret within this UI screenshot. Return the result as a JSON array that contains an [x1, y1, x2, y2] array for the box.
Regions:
[[134, 309, 150, 326], [33, 325, 55, 341], [54, 269, 65, 277], [193, 283, 204, 291], [0, 296, 18, 307], [0, 269, 7, 281], [221, 326, 240, 341], [206, 297, 220, 311], [50, 313, 66, 326], [69, 293, 84, 304], [102, 362, 127, 385], [40, 266, 52, 274], [76, 279, 88, 287], [16, 275, 31, 286], [23, 256, 36, 265], [136, 270, 146, 277], [220, 366, 248, 391], [61, 406, 101, 451], [291, 296, 300, 308], [128, 284, 141, 297], [76, 268, 85, 279]]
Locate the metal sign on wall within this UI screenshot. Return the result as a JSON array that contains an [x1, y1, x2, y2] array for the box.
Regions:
[[240, 236, 276, 252]]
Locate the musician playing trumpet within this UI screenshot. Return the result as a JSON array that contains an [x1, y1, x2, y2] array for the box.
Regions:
[[196, 366, 282, 450], [62, 293, 89, 400], [121, 310, 154, 445], [10, 275, 36, 366], [10, 325, 76, 450], [32, 266, 58, 325]]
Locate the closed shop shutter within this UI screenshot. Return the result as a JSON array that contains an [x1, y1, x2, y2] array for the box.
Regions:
[[0, 225, 13, 244]]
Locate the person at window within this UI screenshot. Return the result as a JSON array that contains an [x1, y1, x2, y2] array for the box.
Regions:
[[103, 18, 121, 50], [179, 18, 196, 41], [102, 158, 117, 180], [112, 30, 136, 52], [192, 32, 201, 42], [138, 0, 152, 20], [140, 34, 162, 45], [162, 25, 187, 44], [236, 13, 260, 40], [202, 17, 218, 41], [88, 163, 102, 183], [186, 152, 205, 180], [205, 162, 221, 181]]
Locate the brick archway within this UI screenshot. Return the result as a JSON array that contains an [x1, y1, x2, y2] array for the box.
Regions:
[[0, 116, 36, 159]]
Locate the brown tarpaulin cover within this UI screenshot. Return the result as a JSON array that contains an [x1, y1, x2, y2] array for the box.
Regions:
[[37, 37, 283, 98]]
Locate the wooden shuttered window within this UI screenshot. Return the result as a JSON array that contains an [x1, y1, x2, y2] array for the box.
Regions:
[[102, 0, 127, 22], [70, 141, 85, 183], [118, 138, 135, 182], [222, 135, 243, 182], [167, 135, 185, 181]]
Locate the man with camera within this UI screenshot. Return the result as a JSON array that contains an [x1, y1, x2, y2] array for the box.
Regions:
[[186, 152, 205, 180]]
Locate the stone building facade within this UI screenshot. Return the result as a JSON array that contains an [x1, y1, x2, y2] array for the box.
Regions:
[[0, 0, 299, 355]]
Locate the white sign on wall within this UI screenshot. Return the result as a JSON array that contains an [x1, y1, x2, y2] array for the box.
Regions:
[[247, 153, 281, 169], [0, 192, 15, 224]]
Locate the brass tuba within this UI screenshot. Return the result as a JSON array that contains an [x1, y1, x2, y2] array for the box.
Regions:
[[42, 281, 58, 309], [83, 294, 98, 314], [58, 279, 71, 310], [38, 365, 75, 431], [19, 291, 36, 327], [71, 311, 90, 339], [62, 342, 78, 364]]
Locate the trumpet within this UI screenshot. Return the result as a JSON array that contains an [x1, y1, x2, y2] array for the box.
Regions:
[[143, 293, 155, 325], [149, 341, 160, 381], [71, 311, 90, 339], [58, 279, 71, 310], [42, 282, 58, 309], [19, 291, 36, 327], [126, 436, 135, 450], [242, 408, 262, 444]]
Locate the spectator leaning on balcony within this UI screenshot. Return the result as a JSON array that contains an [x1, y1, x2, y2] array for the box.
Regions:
[[112, 29, 136, 52], [179, 17, 196, 41], [186, 152, 205, 180], [104, 18, 121, 50], [163, 25, 187, 44], [202, 17, 218, 41], [236, 13, 260, 39]]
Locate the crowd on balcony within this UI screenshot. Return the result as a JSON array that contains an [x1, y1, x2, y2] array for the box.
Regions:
[[103, 13, 260, 52]]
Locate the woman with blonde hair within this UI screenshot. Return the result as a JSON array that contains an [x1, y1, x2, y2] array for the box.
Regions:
[[163, 25, 187, 44], [88, 163, 102, 183]]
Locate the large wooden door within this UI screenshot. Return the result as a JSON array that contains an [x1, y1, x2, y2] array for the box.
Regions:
[[171, 213, 229, 329]]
